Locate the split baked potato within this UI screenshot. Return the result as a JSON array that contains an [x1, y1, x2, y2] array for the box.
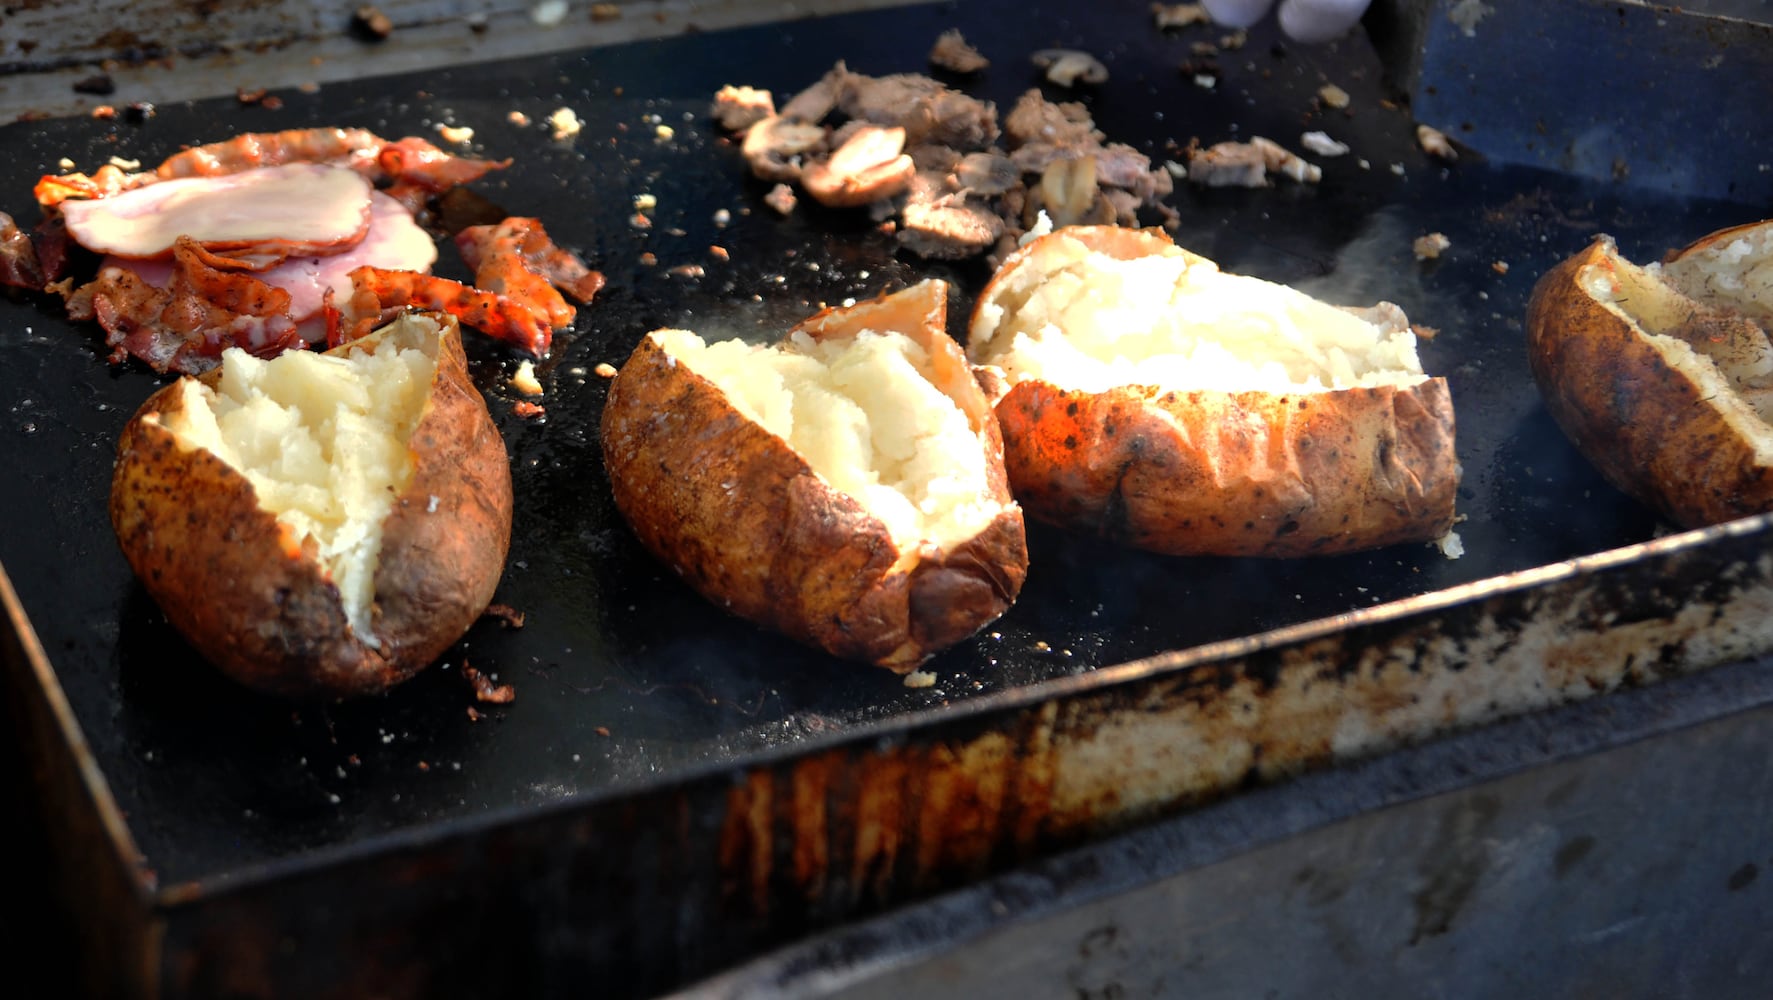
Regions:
[[1526, 221, 1773, 529], [967, 225, 1460, 557], [599, 279, 1028, 671], [110, 312, 513, 699]]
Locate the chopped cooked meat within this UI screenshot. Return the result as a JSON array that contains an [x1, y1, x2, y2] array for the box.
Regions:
[[929, 29, 989, 74], [1003, 89, 1102, 150], [66, 238, 301, 374], [0, 212, 44, 290], [711, 84, 776, 132], [832, 66, 999, 150], [1186, 141, 1269, 187], [898, 172, 1003, 259], [780, 66, 841, 123], [953, 151, 1020, 196], [1187, 137, 1321, 187], [909, 142, 963, 174]]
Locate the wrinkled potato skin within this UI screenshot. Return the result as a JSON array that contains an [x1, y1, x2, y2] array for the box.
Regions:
[[987, 378, 1457, 557], [109, 317, 513, 699], [1526, 235, 1773, 528], [971, 225, 1459, 557], [599, 281, 1028, 671]]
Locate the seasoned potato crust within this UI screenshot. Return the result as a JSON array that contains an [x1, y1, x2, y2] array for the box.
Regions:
[[600, 280, 1027, 670], [110, 313, 513, 699], [1527, 224, 1773, 528], [969, 225, 1459, 557]]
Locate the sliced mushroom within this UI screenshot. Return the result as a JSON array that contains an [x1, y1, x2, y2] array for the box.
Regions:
[[1028, 155, 1115, 228], [741, 115, 828, 182], [711, 85, 776, 133], [801, 125, 916, 208], [1031, 49, 1109, 87]]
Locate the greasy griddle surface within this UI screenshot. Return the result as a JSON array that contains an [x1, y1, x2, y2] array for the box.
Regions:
[[0, 1, 1741, 885]]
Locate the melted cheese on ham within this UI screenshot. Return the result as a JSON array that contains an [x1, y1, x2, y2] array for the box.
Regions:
[[106, 191, 437, 326], [60, 163, 373, 259]]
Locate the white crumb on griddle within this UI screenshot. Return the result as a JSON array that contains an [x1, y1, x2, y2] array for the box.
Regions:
[[1300, 131, 1348, 157], [1436, 530, 1465, 560], [548, 107, 582, 141], [903, 670, 938, 689]]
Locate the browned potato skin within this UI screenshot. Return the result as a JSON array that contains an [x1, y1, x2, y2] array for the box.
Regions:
[[1526, 233, 1773, 529], [599, 280, 1028, 671], [971, 225, 1460, 557], [109, 316, 513, 700]]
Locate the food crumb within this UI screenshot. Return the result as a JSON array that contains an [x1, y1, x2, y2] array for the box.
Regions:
[[590, 2, 621, 20], [929, 29, 989, 74], [713, 208, 731, 226], [1491, 260, 1510, 274], [436, 123, 475, 144], [595, 726, 612, 737], [352, 5, 393, 40], [512, 400, 545, 419], [1317, 83, 1351, 109], [1417, 123, 1458, 161], [594, 362, 619, 378], [1413, 232, 1452, 260], [903, 670, 938, 689], [464, 664, 516, 704], [484, 603, 527, 628], [655, 124, 675, 141], [1299, 131, 1348, 157], [630, 212, 652, 229], [638, 251, 657, 266], [633, 192, 657, 212], [530, 1, 569, 26], [763, 183, 798, 215], [709, 245, 730, 261], [509, 359, 544, 395], [1436, 530, 1465, 560], [508, 110, 532, 127], [466, 706, 482, 722], [108, 156, 142, 170], [1151, 2, 1211, 29], [548, 106, 582, 141], [668, 263, 706, 279]]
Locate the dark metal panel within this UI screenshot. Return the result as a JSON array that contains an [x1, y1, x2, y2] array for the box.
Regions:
[[1367, 0, 1773, 202]]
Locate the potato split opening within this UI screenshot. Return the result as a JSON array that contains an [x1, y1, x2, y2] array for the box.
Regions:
[[1584, 246, 1773, 433], [971, 230, 1427, 393], [650, 327, 1000, 550], [160, 315, 441, 643]]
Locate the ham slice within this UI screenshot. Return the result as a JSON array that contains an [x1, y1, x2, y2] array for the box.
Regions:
[[104, 191, 436, 326], [59, 163, 372, 261]]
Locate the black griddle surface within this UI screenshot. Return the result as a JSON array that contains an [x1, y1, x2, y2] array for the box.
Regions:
[[0, 1, 1746, 887]]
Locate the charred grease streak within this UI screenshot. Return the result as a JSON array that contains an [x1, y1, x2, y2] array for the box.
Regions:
[[1408, 793, 1501, 946]]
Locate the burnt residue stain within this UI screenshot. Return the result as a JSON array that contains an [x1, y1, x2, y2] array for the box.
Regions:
[[1728, 862, 1759, 892], [1408, 792, 1502, 946], [1553, 834, 1597, 879]]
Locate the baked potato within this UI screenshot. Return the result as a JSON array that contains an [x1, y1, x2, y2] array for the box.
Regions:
[[110, 312, 513, 699], [599, 279, 1028, 671], [1526, 221, 1773, 529], [967, 225, 1460, 557]]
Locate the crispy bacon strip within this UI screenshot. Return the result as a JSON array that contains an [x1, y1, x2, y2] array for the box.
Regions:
[[154, 127, 510, 192], [455, 217, 606, 333], [336, 267, 551, 355], [33, 164, 156, 209], [0, 213, 44, 290], [66, 237, 300, 374]]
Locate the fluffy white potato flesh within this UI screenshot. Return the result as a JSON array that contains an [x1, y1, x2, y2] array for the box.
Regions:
[[651, 327, 1000, 549], [971, 231, 1427, 394], [159, 321, 439, 642]]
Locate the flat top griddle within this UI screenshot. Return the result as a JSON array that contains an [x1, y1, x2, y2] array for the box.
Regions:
[[0, 0, 1741, 892]]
